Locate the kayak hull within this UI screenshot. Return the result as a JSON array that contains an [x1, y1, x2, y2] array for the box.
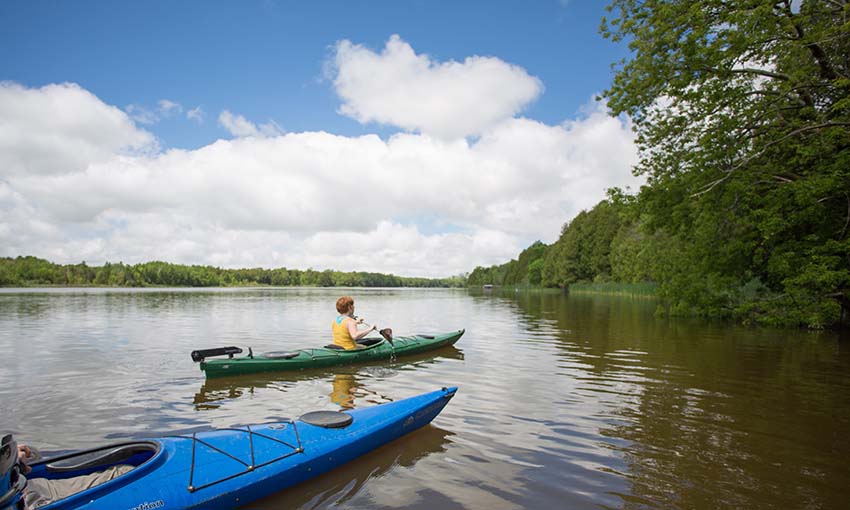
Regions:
[[27, 387, 457, 510], [200, 329, 464, 378]]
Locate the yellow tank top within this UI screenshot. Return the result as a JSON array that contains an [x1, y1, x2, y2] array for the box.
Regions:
[[332, 315, 358, 350]]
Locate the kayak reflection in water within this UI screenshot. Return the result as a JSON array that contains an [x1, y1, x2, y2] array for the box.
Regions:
[[330, 374, 360, 410], [331, 296, 376, 350], [2, 435, 131, 510]]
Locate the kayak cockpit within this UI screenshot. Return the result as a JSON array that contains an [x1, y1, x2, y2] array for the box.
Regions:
[[248, 337, 387, 359], [261, 337, 384, 358], [30, 441, 160, 480], [322, 337, 386, 350], [22, 441, 162, 509]]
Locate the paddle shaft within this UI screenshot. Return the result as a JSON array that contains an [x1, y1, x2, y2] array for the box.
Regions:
[[354, 316, 393, 343]]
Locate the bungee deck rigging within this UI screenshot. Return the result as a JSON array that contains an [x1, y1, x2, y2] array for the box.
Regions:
[[171, 421, 304, 493]]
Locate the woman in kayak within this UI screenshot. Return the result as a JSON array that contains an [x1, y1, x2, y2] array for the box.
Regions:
[[332, 296, 376, 350]]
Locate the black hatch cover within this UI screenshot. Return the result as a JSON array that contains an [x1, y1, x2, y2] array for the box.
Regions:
[[299, 411, 353, 428]]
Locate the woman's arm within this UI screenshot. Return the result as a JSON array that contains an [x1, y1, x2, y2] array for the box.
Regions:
[[347, 319, 376, 341], [18, 444, 32, 474]]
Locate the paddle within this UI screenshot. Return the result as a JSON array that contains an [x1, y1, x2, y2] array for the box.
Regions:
[[354, 316, 393, 344]]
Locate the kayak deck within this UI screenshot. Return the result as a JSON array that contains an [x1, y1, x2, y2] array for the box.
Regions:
[[199, 329, 464, 378]]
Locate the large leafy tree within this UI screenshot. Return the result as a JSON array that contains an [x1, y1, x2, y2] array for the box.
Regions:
[[602, 0, 850, 326]]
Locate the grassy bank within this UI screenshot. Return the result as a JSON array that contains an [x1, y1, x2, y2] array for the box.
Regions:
[[567, 282, 657, 298]]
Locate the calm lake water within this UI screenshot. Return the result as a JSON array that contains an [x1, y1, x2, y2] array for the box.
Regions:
[[1, 287, 849, 509]]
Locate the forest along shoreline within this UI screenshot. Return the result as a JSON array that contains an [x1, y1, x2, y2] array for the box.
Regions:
[[470, 3, 850, 330]]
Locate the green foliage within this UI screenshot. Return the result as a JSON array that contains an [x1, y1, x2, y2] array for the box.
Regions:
[[0, 256, 465, 288], [610, 221, 656, 283], [527, 258, 544, 285], [509, 241, 548, 285], [599, 0, 850, 328], [469, 38, 849, 324], [541, 200, 625, 287], [467, 241, 549, 287]]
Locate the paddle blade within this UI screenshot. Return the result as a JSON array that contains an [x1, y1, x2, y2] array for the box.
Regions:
[[191, 346, 242, 362], [379, 328, 393, 343]]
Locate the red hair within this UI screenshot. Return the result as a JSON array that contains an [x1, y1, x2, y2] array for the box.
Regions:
[[336, 296, 354, 314]]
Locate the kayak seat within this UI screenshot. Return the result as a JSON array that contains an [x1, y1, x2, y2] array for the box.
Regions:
[[299, 411, 353, 429], [324, 344, 345, 350], [261, 351, 300, 359], [46, 443, 158, 473]]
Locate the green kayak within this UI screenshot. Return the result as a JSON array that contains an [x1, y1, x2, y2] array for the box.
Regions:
[[193, 329, 464, 378]]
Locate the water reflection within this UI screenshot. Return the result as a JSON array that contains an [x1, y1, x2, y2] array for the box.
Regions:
[[243, 425, 455, 509], [495, 289, 850, 510], [329, 374, 359, 409], [193, 371, 368, 411]]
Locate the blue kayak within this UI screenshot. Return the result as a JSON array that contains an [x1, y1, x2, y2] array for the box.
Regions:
[[21, 387, 457, 510]]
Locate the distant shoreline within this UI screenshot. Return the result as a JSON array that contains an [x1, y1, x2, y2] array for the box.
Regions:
[[0, 256, 466, 288]]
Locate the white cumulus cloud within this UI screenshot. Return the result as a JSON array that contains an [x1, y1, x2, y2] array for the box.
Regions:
[[0, 82, 155, 177], [331, 34, 543, 139], [1, 50, 639, 277]]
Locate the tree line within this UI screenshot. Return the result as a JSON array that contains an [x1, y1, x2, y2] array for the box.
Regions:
[[0, 256, 465, 288], [467, 198, 633, 290], [470, 0, 849, 329]]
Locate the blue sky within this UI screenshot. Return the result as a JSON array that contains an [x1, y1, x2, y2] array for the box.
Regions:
[[0, 1, 640, 277], [2, 1, 627, 147]]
